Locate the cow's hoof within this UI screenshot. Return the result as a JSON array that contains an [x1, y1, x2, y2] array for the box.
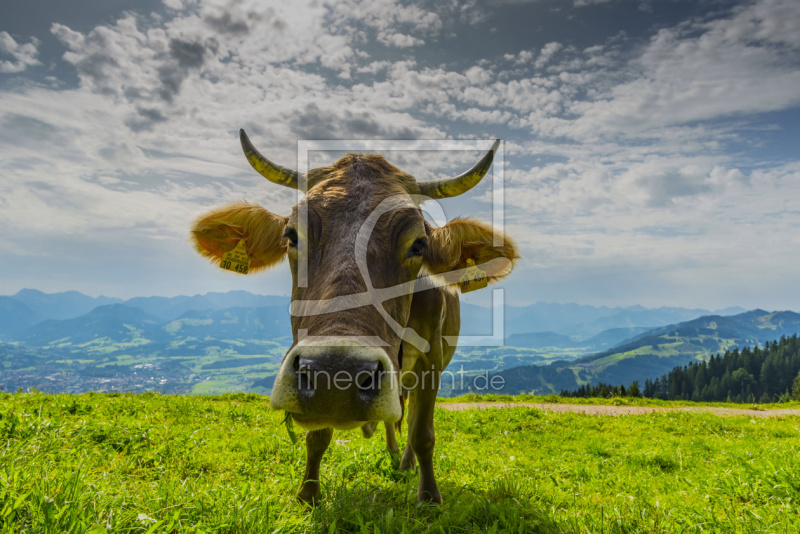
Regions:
[[399, 456, 416, 472], [361, 422, 379, 438], [417, 488, 442, 504], [297, 484, 322, 507], [388, 449, 401, 469]]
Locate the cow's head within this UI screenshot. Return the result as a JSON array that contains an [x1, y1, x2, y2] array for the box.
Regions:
[[191, 131, 518, 430]]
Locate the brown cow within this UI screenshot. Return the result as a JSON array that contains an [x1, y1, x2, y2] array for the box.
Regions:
[[191, 130, 518, 505]]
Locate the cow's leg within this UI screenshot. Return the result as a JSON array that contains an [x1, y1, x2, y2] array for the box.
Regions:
[[399, 392, 416, 471], [400, 439, 416, 470], [385, 421, 400, 456], [408, 371, 441, 503], [297, 427, 333, 506]]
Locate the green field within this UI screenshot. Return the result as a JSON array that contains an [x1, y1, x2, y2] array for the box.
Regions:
[[2, 393, 799, 533]]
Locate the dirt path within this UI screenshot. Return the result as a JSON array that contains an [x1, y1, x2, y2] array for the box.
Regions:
[[440, 402, 800, 418]]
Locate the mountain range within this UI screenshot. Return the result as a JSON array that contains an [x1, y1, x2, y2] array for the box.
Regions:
[[0, 288, 745, 345], [0, 288, 794, 396], [454, 309, 800, 396]]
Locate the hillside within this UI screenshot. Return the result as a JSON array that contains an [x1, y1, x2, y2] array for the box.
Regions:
[[578, 309, 800, 384], [0, 297, 42, 337], [643, 335, 799, 403], [453, 310, 800, 396], [16, 304, 164, 347]]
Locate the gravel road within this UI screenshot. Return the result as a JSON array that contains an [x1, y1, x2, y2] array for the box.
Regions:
[[439, 402, 800, 418]]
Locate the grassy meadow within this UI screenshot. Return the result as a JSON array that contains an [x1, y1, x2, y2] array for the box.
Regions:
[[1, 392, 799, 533]]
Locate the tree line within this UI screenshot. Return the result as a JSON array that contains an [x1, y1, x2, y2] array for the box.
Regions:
[[561, 334, 800, 403]]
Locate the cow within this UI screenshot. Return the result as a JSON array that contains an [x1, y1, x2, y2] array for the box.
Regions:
[[190, 130, 518, 505]]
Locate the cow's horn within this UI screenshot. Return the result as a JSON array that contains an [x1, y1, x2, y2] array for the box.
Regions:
[[418, 139, 500, 199], [239, 129, 300, 189]]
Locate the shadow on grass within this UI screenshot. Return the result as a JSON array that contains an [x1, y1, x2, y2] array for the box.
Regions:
[[306, 476, 561, 533]]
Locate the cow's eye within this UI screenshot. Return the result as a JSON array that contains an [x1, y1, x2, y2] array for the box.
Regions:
[[408, 237, 428, 258], [283, 228, 298, 248]]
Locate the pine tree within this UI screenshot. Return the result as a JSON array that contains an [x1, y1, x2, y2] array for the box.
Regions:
[[760, 357, 779, 399], [793, 371, 800, 401]]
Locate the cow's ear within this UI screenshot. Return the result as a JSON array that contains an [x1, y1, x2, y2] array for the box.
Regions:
[[423, 218, 519, 287], [191, 202, 289, 273]]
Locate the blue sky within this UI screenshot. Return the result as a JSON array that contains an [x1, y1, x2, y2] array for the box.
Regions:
[[0, 0, 799, 310]]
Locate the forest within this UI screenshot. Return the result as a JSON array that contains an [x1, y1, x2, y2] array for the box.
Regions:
[[562, 334, 800, 403]]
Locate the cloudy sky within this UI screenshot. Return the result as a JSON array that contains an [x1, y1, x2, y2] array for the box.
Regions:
[[1, 0, 799, 311]]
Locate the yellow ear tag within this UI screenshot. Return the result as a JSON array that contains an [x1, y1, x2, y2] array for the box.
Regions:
[[459, 259, 488, 293], [220, 239, 251, 274]]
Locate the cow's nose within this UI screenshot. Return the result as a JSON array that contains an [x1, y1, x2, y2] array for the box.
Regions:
[[293, 355, 383, 401], [269, 340, 401, 426]]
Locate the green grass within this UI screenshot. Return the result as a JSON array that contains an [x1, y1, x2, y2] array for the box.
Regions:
[[1, 392, 799, 533]]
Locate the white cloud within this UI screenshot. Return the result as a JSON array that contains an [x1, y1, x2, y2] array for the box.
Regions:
[[534, 41, 562, 69], [163, 0, 193, 9], [356, 60, 391, 74], [1, 0, 800, 308], [0, 1, 454, 293], [377, 31, 424, 48], [548, 0, 800, 140], [0, 32, 40, 73]]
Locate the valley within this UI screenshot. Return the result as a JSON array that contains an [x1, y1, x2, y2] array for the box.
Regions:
[[1, 289, 797, 396]]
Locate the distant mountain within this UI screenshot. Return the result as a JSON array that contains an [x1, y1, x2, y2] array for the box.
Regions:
[[11, 302, 293, 352], [465, 309, 800, 395], [3, 289, 748, 346], [163, 306, 290, 341], [503, 302, 618, 336], [16, 304, 163, 347], [0, 289, 292, 328], [500, 301, 745, 338], [11, 289, 122, 321], [582, 327, 652, 350], [201, 291, 290, 311], [2, 287, 789, 396], [124, 294, 220, 321], [459, 302, 496, 336], [502, 326, 655, 350], [125, 291, 291, 321], [0, 297, 42, 338]]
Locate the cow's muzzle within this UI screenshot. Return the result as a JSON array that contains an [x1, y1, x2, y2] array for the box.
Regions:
[[270, 340, 401, 430]]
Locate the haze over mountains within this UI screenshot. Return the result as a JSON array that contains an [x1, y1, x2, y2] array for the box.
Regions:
[[1, 288, 795, 396]]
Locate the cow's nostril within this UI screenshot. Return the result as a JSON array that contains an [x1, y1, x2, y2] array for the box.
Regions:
[[357, 361, 383, 401], [298, 369, 313, 395], [296, 357, 315, 397], [358, 371, 375, 390]]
